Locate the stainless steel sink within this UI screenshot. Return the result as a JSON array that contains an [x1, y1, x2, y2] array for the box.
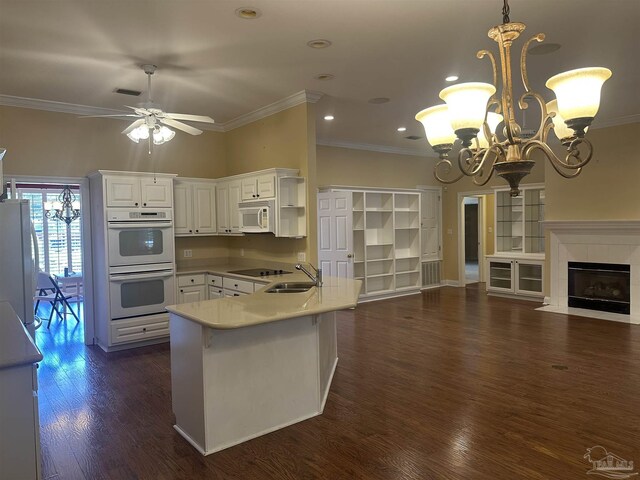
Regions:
[[265, 282, 315, 293]]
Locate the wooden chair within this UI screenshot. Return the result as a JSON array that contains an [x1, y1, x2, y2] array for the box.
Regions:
[[34, 272, 80, 328]]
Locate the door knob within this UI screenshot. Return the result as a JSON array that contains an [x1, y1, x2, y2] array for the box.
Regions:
[[347, 253, 353, 258]]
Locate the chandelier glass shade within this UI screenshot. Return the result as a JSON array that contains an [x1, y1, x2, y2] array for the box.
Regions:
[[415, 0, 612, 196], [44, 185, 80, 225]]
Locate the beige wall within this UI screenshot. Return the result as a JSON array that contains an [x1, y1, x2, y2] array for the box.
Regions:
[[0, 105, 227, 178], [316, 145, 439, 189], [224, 103, 317, 264], [545, 123, 640, 220]]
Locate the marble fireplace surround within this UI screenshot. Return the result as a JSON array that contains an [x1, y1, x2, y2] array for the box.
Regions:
[[539, 220, 640, 325]]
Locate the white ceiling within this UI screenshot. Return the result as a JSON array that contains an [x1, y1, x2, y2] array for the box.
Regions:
[[1, 0, 638, 154]]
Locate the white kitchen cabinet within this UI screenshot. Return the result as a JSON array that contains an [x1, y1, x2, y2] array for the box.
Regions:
[[217, 180, 242, 234], [318, 187, 423, 301], [174, 179, 216, 236], [241, 173, 276, 201], [486, 256, 544, 299], [105, 175, 172, 208], [177, 274, 207, 304]]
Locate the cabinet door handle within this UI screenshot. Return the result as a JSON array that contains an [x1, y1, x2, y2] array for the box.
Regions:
[[256, 194, 260, 197], [191, 279, 194, 283], [252, 194, 256, 198], [189, 229, 193, 233], [180, 289, 183, 293], [142, 327, 147, 332], [196, 229, 199, 233], [234, 284, 238, 287], [143, 203, 147, 206], [135, 202, 139, 206]]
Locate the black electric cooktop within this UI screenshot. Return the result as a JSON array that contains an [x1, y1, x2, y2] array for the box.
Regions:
[[228, 268, 291, 278]]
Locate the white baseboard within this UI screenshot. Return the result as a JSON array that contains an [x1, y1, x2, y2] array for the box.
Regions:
[[543, 296, 552, 305], [442, 279, 461, 287]]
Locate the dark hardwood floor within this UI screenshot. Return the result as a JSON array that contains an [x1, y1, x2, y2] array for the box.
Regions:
[[34, 285, 640, 479]]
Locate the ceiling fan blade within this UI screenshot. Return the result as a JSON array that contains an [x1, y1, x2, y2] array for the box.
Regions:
[[164, 113, 215, 124], [125, 105, 152, 116], [79, 114, 139, 119], [121, 119, 146, 135], [160, 118, 203, 135]]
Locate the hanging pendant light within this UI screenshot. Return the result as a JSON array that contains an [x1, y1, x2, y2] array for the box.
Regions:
[[44, 185, 80, 225], [415, 0, 612, 196]]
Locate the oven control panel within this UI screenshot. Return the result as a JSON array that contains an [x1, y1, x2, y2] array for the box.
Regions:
[[107, 208, 172, 221]]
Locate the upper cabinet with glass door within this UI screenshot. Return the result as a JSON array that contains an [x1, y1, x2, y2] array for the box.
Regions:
[[495, 184, 545, 255]]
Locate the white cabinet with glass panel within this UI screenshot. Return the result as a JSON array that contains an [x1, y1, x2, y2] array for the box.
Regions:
[[489, 184, 544, 300], [495, 183, 545, 254]]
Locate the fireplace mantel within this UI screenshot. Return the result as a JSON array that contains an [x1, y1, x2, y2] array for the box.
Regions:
[[539, 220, 640, 324]]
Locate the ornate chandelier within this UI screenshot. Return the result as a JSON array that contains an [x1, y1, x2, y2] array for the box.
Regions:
[[415, 0, 611, 196], [44, 185, 80, 225]]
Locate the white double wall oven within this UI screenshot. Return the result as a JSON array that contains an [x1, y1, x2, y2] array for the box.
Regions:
[[107, 208, 175, 320]]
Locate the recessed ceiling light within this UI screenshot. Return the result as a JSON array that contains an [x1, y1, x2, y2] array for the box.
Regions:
[[397, 127, 407, 132], [528, 43, 561, 55], [368, 97, 390, 104], [445, 75, 459, 82], [314, 73, 334, 81], [307, 39, 332, 49], [235, 7, 261, 19], [324, 115, 334, 121]]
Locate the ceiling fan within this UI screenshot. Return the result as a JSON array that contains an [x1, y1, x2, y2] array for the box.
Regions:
[[84, 64, 215, 147]]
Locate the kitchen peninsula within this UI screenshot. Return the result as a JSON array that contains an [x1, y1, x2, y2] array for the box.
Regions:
[[166, 274, 361, 455]]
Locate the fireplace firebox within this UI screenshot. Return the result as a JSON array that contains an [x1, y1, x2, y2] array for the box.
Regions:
[[568, 262, 630, 315]]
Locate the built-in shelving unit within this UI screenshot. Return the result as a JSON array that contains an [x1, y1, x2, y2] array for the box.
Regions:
[[319, 187, 422, 300], [277, 175, 307, 238]]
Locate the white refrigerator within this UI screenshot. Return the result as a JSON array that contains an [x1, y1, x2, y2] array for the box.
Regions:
[[0, 199, 38, 337]]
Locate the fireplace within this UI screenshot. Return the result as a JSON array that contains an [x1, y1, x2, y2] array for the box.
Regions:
[[568, 262, 630, 315]]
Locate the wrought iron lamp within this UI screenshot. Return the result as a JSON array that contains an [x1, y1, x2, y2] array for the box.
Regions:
[[44, 185, 80, 225], [415, 0, 611, 196]]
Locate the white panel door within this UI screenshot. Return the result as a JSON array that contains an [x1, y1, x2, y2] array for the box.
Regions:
[[140, 177, 173, 208], [193, 183, 217, 234], [317, 191, 353, 279], [421, 189, 441, 261], [173, 183, 192, 235]]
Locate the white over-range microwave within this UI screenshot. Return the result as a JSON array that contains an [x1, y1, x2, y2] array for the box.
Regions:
[[239, 200, 275, 233]]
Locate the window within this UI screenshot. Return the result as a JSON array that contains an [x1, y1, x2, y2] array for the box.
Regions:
[[13, 185, 83, 277]]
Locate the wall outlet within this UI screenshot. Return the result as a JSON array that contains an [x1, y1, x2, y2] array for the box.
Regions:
[[447, 229, 453, 235], [183, 249, 193, 258], [297, 251, 306, 262], [488, 226, 493, 233], [240, 248, 245, 257]]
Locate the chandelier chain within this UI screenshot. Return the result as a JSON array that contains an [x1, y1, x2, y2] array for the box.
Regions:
[[502, 0, 510, 23]]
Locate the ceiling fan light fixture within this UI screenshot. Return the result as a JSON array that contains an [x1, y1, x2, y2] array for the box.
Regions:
[[160, 126, 175, 142]]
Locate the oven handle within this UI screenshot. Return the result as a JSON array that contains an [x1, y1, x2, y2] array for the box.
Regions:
[[108, 221, 173, 229], [110, 271, 174, 282]]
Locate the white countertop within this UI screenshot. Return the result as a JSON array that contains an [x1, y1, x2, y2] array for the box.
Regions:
[[0, 302, 43, 369], [166, 275, 362, 329]]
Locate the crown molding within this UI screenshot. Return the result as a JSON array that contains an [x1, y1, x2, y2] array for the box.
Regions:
[[592, 113, 640, 130], [222, 90, 323, 131], [0, 94, 129, 117], [0, 90, 324, 134], [316, 138, 431, 158]]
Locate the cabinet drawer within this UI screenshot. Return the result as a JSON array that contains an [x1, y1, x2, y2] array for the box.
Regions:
[[111, 315, 169, 345], [223, 289, 248, 297], [222, 277, 254, 294], [208, 286, 224, 299], [177, 274, 205, 287], [207, 274, 223, 287]]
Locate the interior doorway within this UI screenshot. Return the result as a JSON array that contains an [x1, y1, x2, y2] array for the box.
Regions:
[[464, 197, 480, 283], [457, 191, 493, 286], [6, 175, 94, 347]]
